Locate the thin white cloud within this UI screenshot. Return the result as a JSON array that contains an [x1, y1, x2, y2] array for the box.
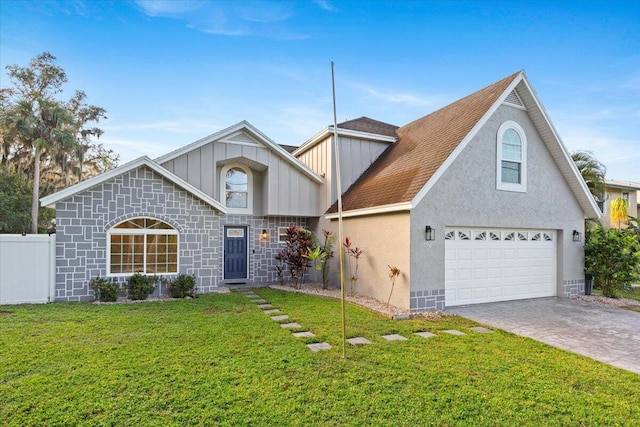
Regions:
[[100, 136, 176, 162], [102, 118, 216, 133], [313, 0, 337, 12], [558, 123, 640, 182], [348, 82, 440, 107], [134, 0, 206, 17], [134, 0, 309, 40]]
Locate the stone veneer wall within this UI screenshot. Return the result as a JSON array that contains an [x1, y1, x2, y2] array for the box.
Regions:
[[54, 166, 309, 301], [563, 279, 585, 297], [409, 279, 586, 311], [409, 289, 445, 311]]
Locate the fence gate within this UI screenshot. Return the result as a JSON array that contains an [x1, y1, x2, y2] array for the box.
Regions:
[[0, 234, 56, 304]]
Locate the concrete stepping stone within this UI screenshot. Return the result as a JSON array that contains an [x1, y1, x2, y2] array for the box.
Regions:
[[245, 295, 260, 299], [257, 304, 273, 309], [470, 327, 494, 334], [442, 329, 466, 336], [280, 322, 302, 329], [414, 331, 436, 339], [251, 299, 268, 304], [293, 331, 316, 338], [262, 309, 280, 314], [381, 334, 408, 341], [307, 342, 332, 352], [347, 337, 373, 345], [271, 315, 290, 322]]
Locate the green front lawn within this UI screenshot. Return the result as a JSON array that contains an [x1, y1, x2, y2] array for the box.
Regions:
[[1, 289, 639, 426]]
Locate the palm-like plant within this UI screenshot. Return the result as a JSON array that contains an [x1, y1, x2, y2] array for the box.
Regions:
[[571, 150, 606, 204], [11, 97, 76, 232], [610, 197, 629, 228]]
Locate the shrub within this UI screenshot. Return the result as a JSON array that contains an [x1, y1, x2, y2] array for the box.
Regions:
[[585, 227, 640, 298], [344, 237, 364, 296], [90, 276, 120, 302], [278, 226, 314, 289], [166, 274, 197, 298], [126, 273, 156, 300]]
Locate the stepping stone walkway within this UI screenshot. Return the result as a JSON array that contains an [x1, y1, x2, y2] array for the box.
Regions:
[[307, 342, 332, 352], [381, 334, 408, 341], [414, 331, 436, 339], [347, 337, 373, 345], [281, 322, 302, 329], [236, 290, 490, 354]]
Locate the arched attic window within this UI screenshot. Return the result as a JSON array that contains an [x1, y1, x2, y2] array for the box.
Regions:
[[496, 121, 527, 192], [107, 217, 179, 275], [221, 164, 253, 214]]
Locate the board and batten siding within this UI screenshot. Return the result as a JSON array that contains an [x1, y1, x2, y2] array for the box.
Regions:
[[296, 135, 390, 213], [161, 138, 320, 217]]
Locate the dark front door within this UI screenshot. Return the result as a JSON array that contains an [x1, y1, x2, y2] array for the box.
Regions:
[[224, 226, 248, 281]]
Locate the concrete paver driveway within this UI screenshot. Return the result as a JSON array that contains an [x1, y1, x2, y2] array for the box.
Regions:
[[449, 297, 640, 375]]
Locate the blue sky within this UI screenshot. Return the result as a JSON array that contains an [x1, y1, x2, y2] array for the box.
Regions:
[[1, 0, 639, 181]]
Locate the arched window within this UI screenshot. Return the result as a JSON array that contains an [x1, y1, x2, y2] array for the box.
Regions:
[[496, 121, 527, 192], [221, 164, 253, 213], [108, 217, 179, 275]]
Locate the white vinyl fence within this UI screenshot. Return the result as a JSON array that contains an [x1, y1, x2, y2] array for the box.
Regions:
[[0, 234, 56, 304]]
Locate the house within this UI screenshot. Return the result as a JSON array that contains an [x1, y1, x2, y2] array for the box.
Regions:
[[601, 179, 640, 227], [41, 71, 601, 309]]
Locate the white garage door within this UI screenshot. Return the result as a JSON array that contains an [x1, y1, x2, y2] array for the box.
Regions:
[[445, 228, 556, 307]]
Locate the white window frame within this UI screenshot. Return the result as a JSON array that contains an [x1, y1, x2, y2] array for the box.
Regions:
[[107, 217, 179, 277], [220, 164, 253, 214], [496, 120, 527, 193], [278, 226, 305, 244]]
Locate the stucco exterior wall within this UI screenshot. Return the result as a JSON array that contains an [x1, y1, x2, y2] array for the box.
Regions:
[[53, 166, 307, 301], [410, 104, 586, 309], [315, 212, 411, 309]]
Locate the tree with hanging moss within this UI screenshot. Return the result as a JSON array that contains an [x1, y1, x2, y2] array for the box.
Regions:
[[1, 52, 116, 233], [584, 227, 640, 298]]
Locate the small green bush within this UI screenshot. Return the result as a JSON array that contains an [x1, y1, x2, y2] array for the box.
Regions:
[[166, 274, 197, 298], [126, 273, 156, 300], [90, 276, 120, 302]]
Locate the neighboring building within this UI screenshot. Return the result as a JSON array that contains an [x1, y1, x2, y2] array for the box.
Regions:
[[601, 180, 640, 227], [41, 71, 601, 310]]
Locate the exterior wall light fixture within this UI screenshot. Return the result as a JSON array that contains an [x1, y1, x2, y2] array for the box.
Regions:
[[425, 226, 435, 241], [572, 230, 581, 242], [260, 229, 269, 241]]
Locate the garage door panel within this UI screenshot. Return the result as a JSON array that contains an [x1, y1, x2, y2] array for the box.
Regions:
[[474, 268, 487, 280], [445, 228, 556, 307]]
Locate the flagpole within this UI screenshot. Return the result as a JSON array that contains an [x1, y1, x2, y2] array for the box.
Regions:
[[331, 61, 347, 359]]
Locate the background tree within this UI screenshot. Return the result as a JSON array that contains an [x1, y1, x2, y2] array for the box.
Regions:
[[571, 150, 606, 204], [610, 197, 629, 228], [0, 166, 31, 233], [0, 52, 117, 233]]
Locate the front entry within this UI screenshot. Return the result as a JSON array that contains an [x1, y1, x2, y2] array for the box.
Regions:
[[224, 226, 248, 281]]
